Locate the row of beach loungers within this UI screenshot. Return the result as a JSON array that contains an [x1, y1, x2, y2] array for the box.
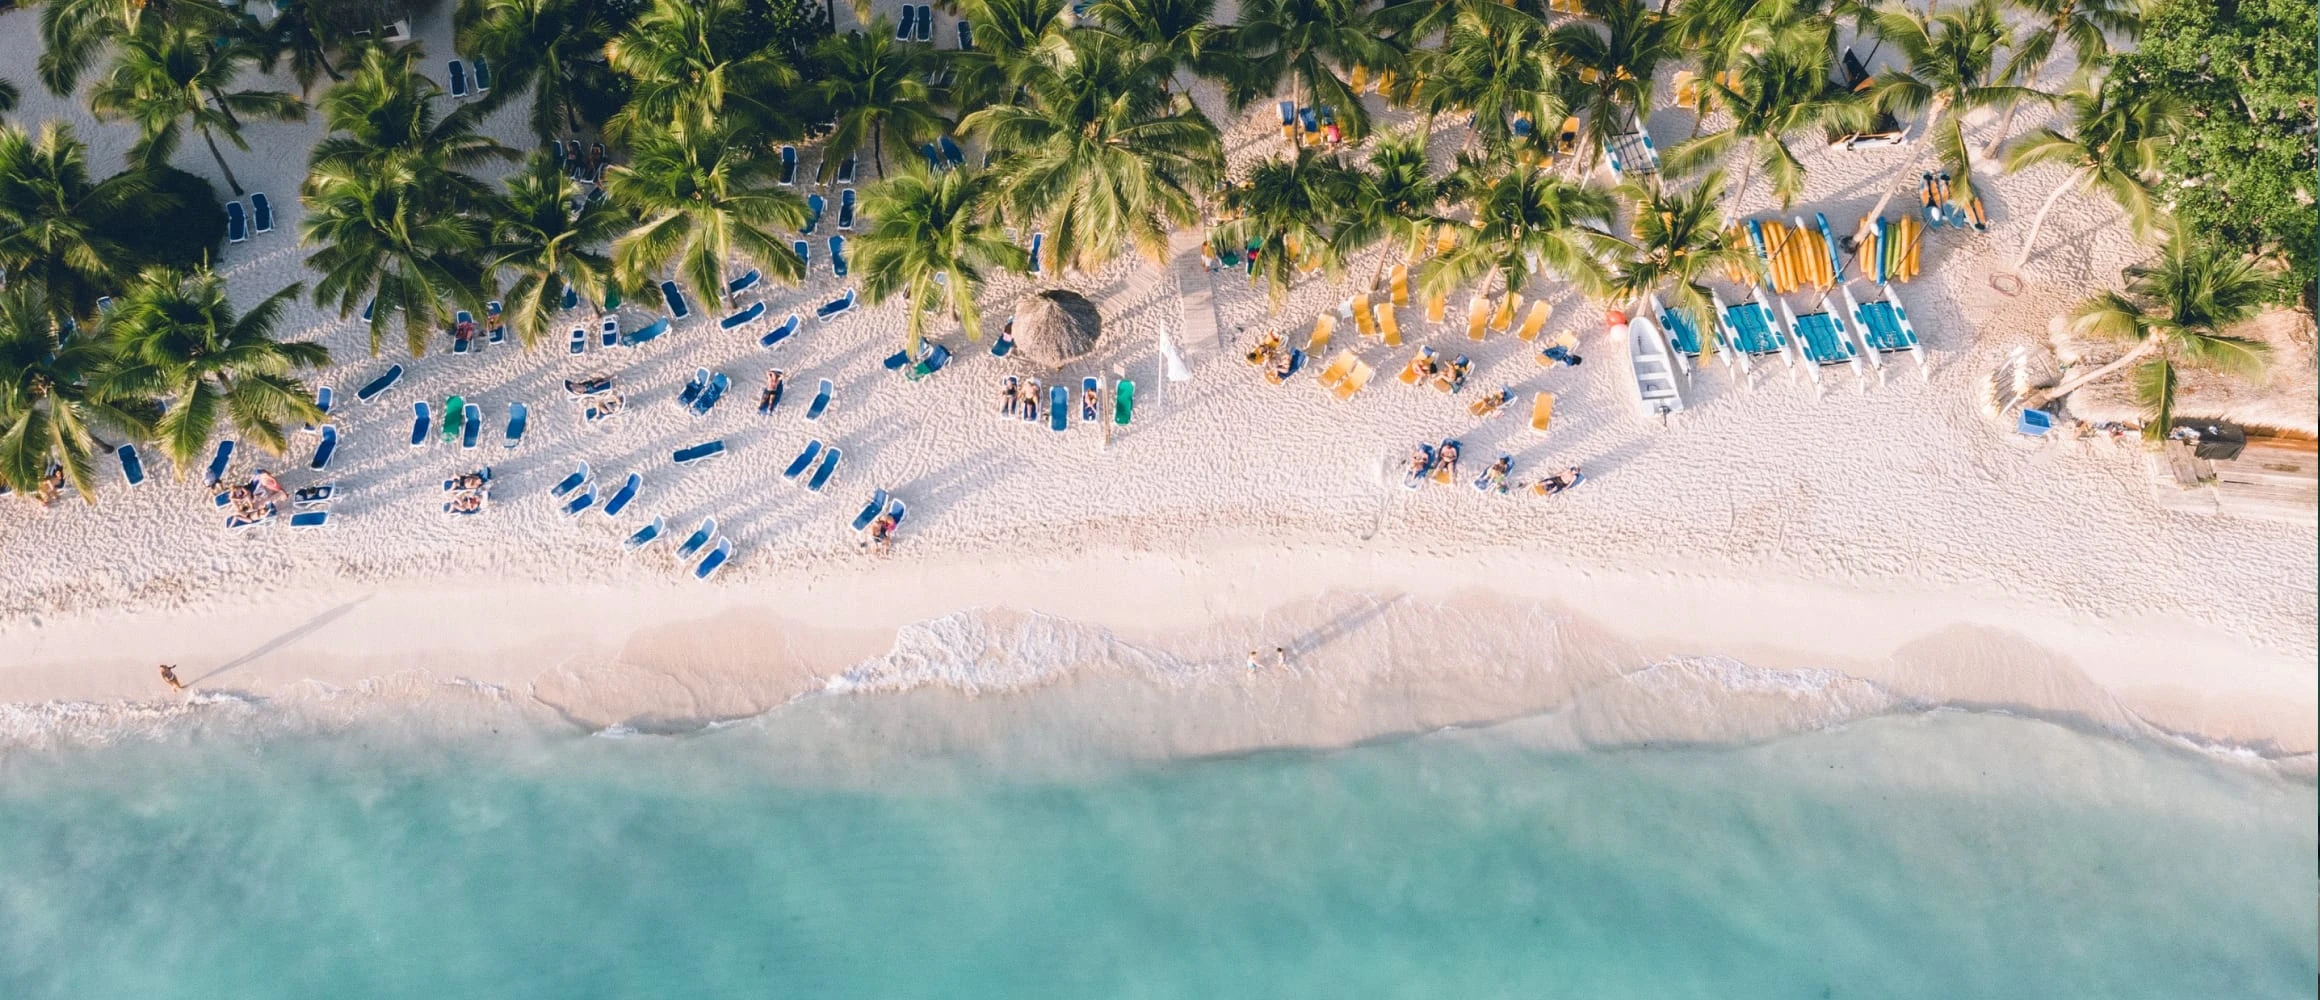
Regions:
[[1645, 283, 1924, 391]]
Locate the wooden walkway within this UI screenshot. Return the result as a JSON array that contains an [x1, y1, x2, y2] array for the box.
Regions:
[[2149, 437, 2318, 523]]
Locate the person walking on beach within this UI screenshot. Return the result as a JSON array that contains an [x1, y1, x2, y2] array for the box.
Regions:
[[1274, 647, 1288, 668], [158, 664, 184, 691], [1247, 650, 1264, 672]]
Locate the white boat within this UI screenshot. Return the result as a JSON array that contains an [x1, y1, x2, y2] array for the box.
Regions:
[[1621, 312, 1687, 418]]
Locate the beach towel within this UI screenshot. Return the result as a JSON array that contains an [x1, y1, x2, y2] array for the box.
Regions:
[[690, 373, 730, 417], [289, 510, 330, 529], [783, 440, 824, 479], [673, 440, 726, 464], [720, 301, 766, 331], [622, 316, 671, 347], [779, 146, 797, 185], [694, 538, 733, 580], [552, 462, 590, 498], [804, 193, 825, 235], [308, 426, 337, 471], [727, 270, 762, 298], [601, 473, 641, 517], [448, 60, 468, 98], [251, 192, 273, 234], [676, 517, 717, 560], [568, 326, 587, 354], [225, 202, 247, 244], [906, 345, 952, 381], [831, 236, 849, 277], [853, 489, 892, 531], [659, 281, 691, 320], [1114, 380, 1134, 425], [759, 314, 800, 349], [815, 290, 856, 322], [502, 403, 528, 448], [838, 188, 857, 230], [807, 447, 842, 492], [1048, 385, 1068, 431], [806, 378, 833, 420], [441, 395, 466, 443], [117, 444, 145, 486], [561, 485, 597, 517], [625, 516, 665, 551], [461, 403, 482, 449]]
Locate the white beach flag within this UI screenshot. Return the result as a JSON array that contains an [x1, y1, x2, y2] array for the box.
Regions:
[[1159, 331, 1192, 382]]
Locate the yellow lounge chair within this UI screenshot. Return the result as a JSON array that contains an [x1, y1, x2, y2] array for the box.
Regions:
[[1377, 70, 1396, 100], [1349, 294, 1374, 337], [1425, 288, 1447, 325], [1389, 265, 1409, 306], [1348, 64, 1368, 94], [1433, 226, 1457, 255], [1314, 350, 1357, 389], [1490, 293, 1521, 332], [1307, 313, 1334, 355], [1331, 360, 1375, 401], [1397, 353, 1426, 385], [1530, 392, 1555, 434], [1466, 296, 1488, 341], [1430, 459, 1455, 485], [1515, 300, 1550, 341], [1378, 303, 1402, 347]]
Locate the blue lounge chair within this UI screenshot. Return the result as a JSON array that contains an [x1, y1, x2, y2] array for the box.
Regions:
[[1299, 106, 1319, 137], [356, 364, 403, 402], [793, 239, 811, 271], [778, 146, 797, 185], [292, 485, 334, 507], [690, 372, 730, 417], [314, 384, 333, 417], [225, 202, 247, 244], [461, 403, 482, 448], [409, 402, 430, 447], [552, 462, 590, 498], [727, 269, 762, 298], [1081, 376, 1100, 420], [815, 289, 856, 322], [678, 368, 710, 408], [204, 439, 235, 486], [601, 473, 641, 517], [309, 426, 338, 471], [625, 516, 665, 551], [806, 446, 842, 492], [837, 189, 856, 231], [830, 235, 848, 277], [362, 296, 376, 322], [676, 517, 717, 560], [694, 538, 733, 580], [117, 444, 145, 486], [1049, 385, 1067, 431], [940, 135, 965, 169], [251, 192, 273, 234], [852, 488, 891, 531], [473, 57, 491, 91], [2017, 407, 2055, 437], [561, 285, 580, 311], [448, 60, 468, 98], [886, 498, 907, 528], [895, 4, 915, 39], [916, 4, 932, 41], [547, 138, 565, 169], [783, 440, 824, 479], [673, 439, 726, 464], [561, 485, 597, 516], [600, 316, 619, 348], [804, 193, 824, 235], [568, 326, 587, 354], [289, 510, 330, 529], [224, 512, 271, 531], [806, 378, 833, 420], [1028, 232, 1044, 275], [906, 344, 952, 381], [621, 317, 670, 347], [922, 143, 942, 171], [991, 333, 1014, 357], [659, 280, 690, 320], [758, 314, 800, 349], [958, 20, 973, 48], [835, 154, 856, 185], [720, 301, 766, 330], [883, 346, 916, 370], [1278, 100, 1296, 133], [504, 402, 528, 448], [96, 296, 112, 313], [1512, 116, 1534, 138]]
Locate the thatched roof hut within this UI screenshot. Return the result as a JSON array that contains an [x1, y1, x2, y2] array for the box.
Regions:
[[1012, 290, 1102, 368]]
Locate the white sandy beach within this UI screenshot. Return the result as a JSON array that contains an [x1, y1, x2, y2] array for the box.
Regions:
[[0, 5, 2312, 762]]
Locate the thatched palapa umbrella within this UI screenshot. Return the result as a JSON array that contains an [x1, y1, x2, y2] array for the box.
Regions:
[[1011, 290, 1102, 368]]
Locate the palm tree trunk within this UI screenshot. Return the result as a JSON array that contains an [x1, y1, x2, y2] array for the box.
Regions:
[[201, 128, 245, 195], [2010, 169, 2083, 271], [872, 121, 886, 177], [1727, 151, 1754, 224], [2030, 335, 2161, 406], [206, 89, 242, 130]]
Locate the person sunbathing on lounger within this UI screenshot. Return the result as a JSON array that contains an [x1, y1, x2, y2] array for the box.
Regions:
[[1436, 441, 1460, 474], [566, 375, 615, 396], [867, 513, 898, 555], [1443, 357, 1471, 393], [1481, 456, 1512, 493], [1021, 380, 1041, 421], [1528, 467, 1584, 496], [1266, 352, 1295, 384], [254, 469, 288, 502], [1001, 376, 1020, 416], [759, 369, 786, 414], [1244, 334, 1282, 366], [1406, 445, 1435, 478], [1082, 387, 1099, 421], [1541, 345, 1582, 367]]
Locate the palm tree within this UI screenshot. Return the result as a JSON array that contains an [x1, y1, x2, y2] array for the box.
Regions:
[[455, 0, 621, 139], [1371, 0, 1542, 46], [92, 267, 327, 468], [1338, 133, 1455, 288], [35, 0, 237, 96], [0, 123, 150, 320], [88, 25, 306, 196], [2002, 77, 2180, 270], [604, 0, 799, 142], [1411, 11, 1561, 161], [1085, 0, 1226, 91], [606, 125, 810, 311], [0, 283, 148, 501], [812, 25, 947, 180], [1610, 171, 1757, 359], [2041, 237, 2277, 439], [1429, 168, 1620, 299], [1664, 46, 1868, 215], [1857, 0, 2044, 232], [1550, 0, 1674, 173], [307, 43, 512, 194], [485, 152, 623, 349], [1210, 147, 1363, 304], [1985, 0, 2141, 157], [1229, 0, 1400, 143], [250, 0, 346, 97], [962, 33, 1223, 271], [945, 0, 1070, 110], [855, 167, 1027, 355]]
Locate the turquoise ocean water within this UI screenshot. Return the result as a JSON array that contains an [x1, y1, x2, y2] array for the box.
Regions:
[[0, 707, 2309, 999]]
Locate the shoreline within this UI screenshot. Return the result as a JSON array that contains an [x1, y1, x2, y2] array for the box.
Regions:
[[4, 541, 2311, 768]]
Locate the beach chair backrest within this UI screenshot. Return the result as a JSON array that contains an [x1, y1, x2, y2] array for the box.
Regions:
[[1378, 304, 1401, 347], [1517, 301, 1550, 342], [1530, 392, 1555, 433], [1466, 297, 1488, 340]]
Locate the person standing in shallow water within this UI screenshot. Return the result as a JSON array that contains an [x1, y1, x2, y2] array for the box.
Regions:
[[158, 664, 184, 691]]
